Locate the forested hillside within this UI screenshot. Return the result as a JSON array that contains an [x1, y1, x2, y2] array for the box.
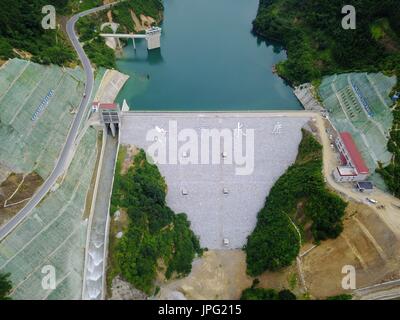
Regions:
[[377, 108, 400, 197], [245, 130, 347, 276], [109, 148, 202, 294], [253, 0, 400, 85], [0, 272, 12, 300], [0, 0, 76, 65], [0, 0, 163, 67]]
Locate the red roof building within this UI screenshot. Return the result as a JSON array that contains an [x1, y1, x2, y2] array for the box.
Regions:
[[339, 132, 369, 174], [98, 103, 118, 110], [334, 132, 369, 182]]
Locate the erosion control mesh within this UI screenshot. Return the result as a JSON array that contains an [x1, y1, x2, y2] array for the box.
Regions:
[[0, 59, 85, 178], [0, 128, 97, 300], [319, 72, 397, 188]]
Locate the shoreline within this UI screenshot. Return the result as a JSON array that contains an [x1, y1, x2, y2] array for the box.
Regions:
[[95, 69, 130, 102]]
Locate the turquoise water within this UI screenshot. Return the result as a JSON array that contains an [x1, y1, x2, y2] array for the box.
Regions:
[[116, 0, 301, 110]]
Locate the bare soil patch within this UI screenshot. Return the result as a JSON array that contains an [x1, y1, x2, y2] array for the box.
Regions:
[[157, 250, 252, 300], [301, 201, 400, 298], [121, 144, 138, 174], [0, 172, 43, 227]]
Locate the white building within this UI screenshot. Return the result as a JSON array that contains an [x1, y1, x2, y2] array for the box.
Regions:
[[333, 166, 359, 182]]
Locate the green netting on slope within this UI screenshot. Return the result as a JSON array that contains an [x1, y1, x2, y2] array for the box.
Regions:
[[0, 63, 52, 124], [318, 80, 334, 100], [0, 59, 85, 178], [76, 67, 106, 136], [318, 72, 396, 186], [0, 127, 97, 300], [370, 72, 397, 101], [0, 59, 30, 95]]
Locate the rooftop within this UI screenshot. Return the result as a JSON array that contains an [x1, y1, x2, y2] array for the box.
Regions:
[[336, 166, 357, 176], [95, 102, 119, 110], [340, 132, 369, 174], [357, 181, 374, 190]]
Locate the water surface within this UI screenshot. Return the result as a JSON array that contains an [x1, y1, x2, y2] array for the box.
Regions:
[[116, 0, 301, 110]]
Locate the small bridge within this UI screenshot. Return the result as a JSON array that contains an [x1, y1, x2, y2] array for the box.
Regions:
[[100, 26, 162, 50]]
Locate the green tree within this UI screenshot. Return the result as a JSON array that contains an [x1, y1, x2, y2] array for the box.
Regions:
[[0, 273, 12, 300], [253, 0, 400, 85], [110, 149, 202, 294], [245, 130, 347, 275], [240, 287, 297, 300], [278, 289, 297, 300], [326, 294, 352, 300], [241, 288, 279, 300]]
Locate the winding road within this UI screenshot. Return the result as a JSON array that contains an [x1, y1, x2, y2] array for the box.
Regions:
[[0, 2, 120, 241]]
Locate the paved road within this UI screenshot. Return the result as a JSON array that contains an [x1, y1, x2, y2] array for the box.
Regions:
[[354, 279, 400, 300], [0, 2, 120, 241]]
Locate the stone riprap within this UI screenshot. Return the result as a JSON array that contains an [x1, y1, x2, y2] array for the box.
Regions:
[[120, 112, 310, 249]]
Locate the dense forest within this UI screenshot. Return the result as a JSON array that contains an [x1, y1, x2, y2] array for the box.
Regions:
[[253, 0, 400, 197], [109, 148, 202, 294], [240, 287, 352, 300], [0, 272, 12, 300], [245, 129, 347, 276], [0, 0, 84, 65], [253, 0, 400, 85], [376, 108, 400, 198], [0, 0, 163, 67]]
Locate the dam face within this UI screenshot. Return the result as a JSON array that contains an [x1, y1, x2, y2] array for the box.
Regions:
[[120, 112, 310, 249]]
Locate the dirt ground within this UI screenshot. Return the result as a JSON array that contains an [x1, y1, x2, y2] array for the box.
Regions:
[[157, 250, 252, 300], [0, 172, 43, 227], [121, 144, 139, 174], [301, 201, 400, 298], [12, 49, 32, 60], [109, 276, 147, 300], [130, 9, 156, 32]]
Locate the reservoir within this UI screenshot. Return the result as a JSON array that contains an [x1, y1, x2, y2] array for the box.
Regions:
[[116, 0, 302, 111]]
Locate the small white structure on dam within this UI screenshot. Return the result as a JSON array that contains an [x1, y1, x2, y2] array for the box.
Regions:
[[100, 26, 162, 50], [120, 112, 311, 250]]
